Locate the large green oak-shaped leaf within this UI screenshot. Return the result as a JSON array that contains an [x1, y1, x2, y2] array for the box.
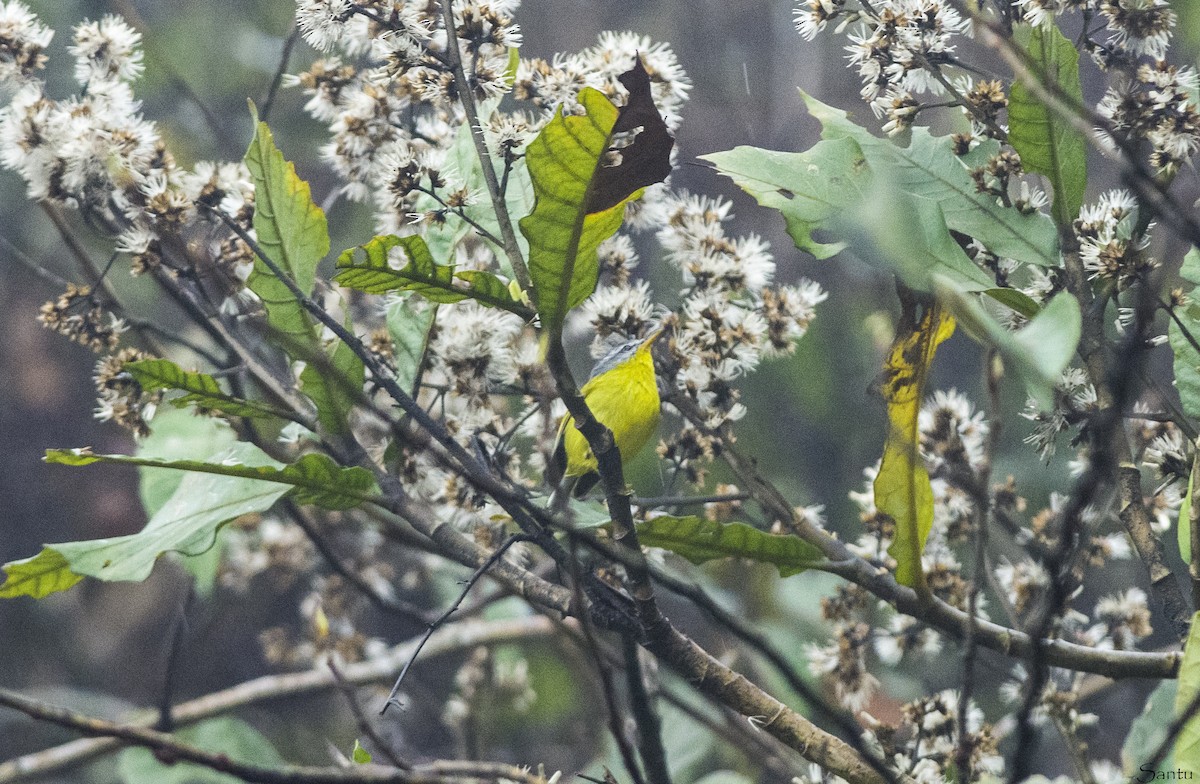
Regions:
[[126, 359, 290, 420], [244, 114, 329, 348], [0, 447, 376, 599], [700, 137, 869, 260], [118, 717, 284, 784], [934, 275, 1081, 409], [704, 92, 1059, 281], [877, 304, 955, 589], [1008, 23, 1088, 226], [635, 516, 824, 577], [520, 59, 674, 331], [335, 234, 532, 319]]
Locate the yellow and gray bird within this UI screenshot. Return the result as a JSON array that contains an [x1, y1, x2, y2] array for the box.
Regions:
[[550, 329, 663, 505]]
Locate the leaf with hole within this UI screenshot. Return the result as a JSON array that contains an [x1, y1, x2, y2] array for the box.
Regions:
[[520, 59, 674, 331]]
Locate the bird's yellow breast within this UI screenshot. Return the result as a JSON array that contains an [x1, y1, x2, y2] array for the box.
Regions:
[[560, 347, 660, 478]]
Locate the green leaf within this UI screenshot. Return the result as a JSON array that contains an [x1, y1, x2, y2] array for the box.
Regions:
[[1171, 302, 1200, 422], [700, 138, 869, 260], [0, 447, 377, 600], [840, 179, 995, 292], [386, 294, 438, 398], [244, 113, 329, 348], [45, 449, 377, 510], [983, 287, 1041, 319], [1008, 24, 1088, 225], [126, 359, 290, 420], [351, 740, 373, 765], [635, 516, 824, 577], [137, 410, 241, 517], [299, 326, 366, 434], [1181, 457, 1196, 566], [117, 717, 284, 784], [1, 443, 289, 599], [877, 304, 956, 589], [334, 234, 532, 318], [0, 550, 82, 599], [704, 93, 1060, 272], [934, 276, 1081, 408], [1175, 611, 1200, 776], [1180, 247, 1200, 287], [520, 60, 674, 331], [136, 410, 243, 596], [1124, 681, 1177, 777]]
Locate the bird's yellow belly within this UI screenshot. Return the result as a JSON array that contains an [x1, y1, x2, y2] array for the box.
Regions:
[[562, 370, 660, 478]]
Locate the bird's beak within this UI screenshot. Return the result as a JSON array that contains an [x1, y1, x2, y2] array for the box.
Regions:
[[642, 328, 665, 347]]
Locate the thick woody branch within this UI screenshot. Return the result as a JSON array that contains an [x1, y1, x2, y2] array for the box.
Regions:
[[0, 617, 555, 783], [666, 393, 1180, 679]]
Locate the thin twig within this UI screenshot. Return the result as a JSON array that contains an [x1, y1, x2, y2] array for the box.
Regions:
[[954, 350, 1000, 779], [328, 659, 412, 770], [0, 617, 555, 784], [566, 539, 647, 784], [622, 636, 671, 784], [381, 534, 530, 713], [260, 25, 301, 124]]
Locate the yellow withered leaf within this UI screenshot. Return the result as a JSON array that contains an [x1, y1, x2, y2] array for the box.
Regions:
[[875, 303, 955, 590]]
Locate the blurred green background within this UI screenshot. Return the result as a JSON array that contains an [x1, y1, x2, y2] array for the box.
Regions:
[[2, 1, 1200, 781]]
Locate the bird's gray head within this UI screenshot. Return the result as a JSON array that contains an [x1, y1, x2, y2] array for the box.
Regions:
[[588, 337, 643, 380], [587, 329, 662, 380]]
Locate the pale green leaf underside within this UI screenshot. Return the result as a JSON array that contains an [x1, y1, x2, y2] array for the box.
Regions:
[[706, 93, 1059, 278], [137, 409, 241, 517], [934, 276, 1081, 408], [1, 443, 290, 599], [806, 92, 1059, 268], [635, 516, 824, 577], [700, 138, 869, 260], [0, 446, 377, 599]]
